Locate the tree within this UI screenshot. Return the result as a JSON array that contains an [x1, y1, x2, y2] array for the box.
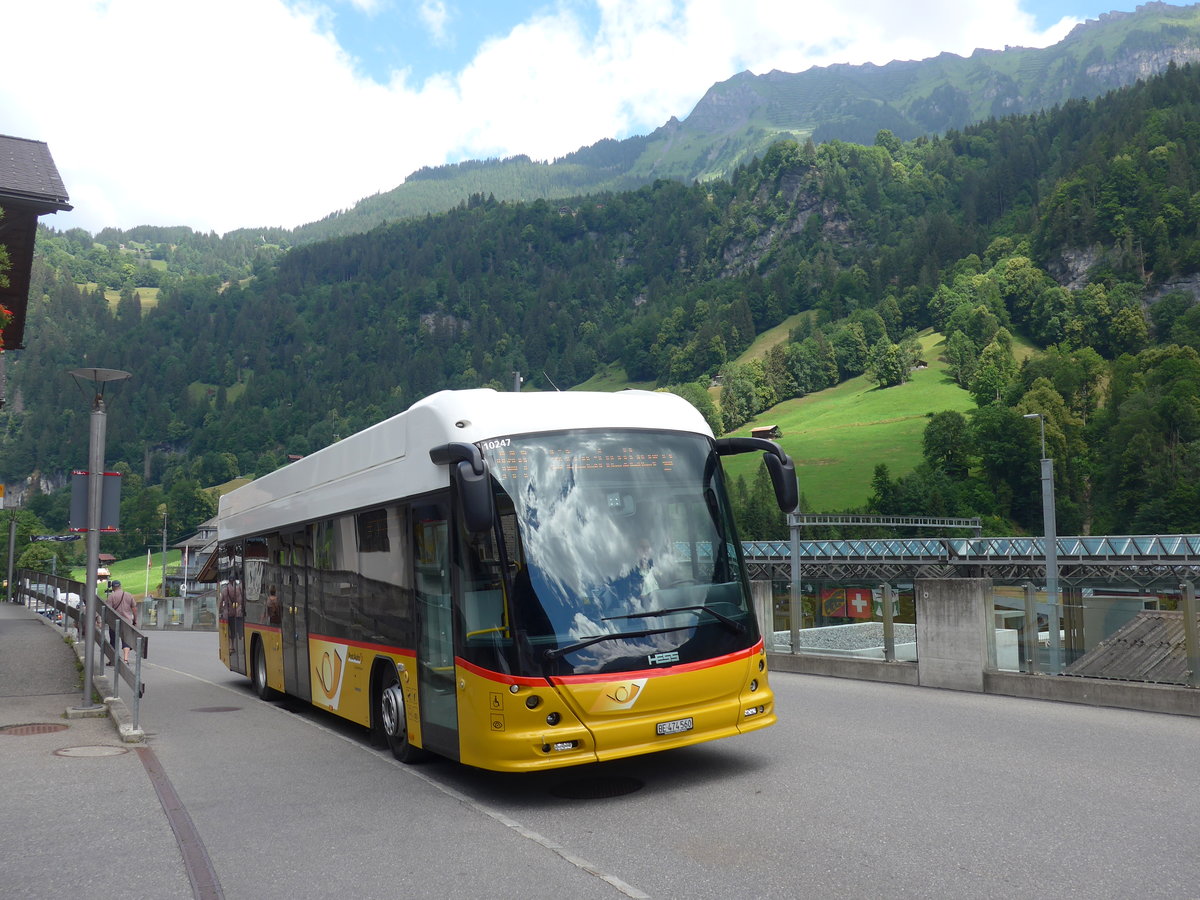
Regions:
[[945, 331, 978, 388], [969, 330, 1018, 405], [971, 404, 1041, 527], [166, 479, 217, 537], [866, 338, 908, 387], [946, 303, 1000, 349], [832, 322, 869, 378], [867, 463, 898, 514], [875, 129, 902, 159], [0, 510, 60, 578], [923, 411, 972, 479]]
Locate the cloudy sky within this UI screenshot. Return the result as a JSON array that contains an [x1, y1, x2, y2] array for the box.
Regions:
[[2, 0, 1122, 235]]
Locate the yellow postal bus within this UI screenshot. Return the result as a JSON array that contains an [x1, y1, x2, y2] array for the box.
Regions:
[[216, 388, 796, 771]]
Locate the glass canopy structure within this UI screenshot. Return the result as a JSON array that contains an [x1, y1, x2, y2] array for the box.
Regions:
[[742, 535, 1200, 588]]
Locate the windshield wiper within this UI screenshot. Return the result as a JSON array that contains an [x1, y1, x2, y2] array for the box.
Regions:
[[603, 605, 746, 635], [543, 623, 694, 661]]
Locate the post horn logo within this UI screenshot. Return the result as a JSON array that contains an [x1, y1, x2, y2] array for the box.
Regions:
[[590, 678, 647, 713], [315, 647, 344, 700]]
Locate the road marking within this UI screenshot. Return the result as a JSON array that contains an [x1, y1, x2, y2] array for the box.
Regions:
[[137, 744, 224, 900], [150, 661, 651, 899]]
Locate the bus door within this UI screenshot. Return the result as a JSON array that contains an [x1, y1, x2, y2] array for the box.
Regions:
[[280, 530, 312, 701], [411, 500, 459, 759]]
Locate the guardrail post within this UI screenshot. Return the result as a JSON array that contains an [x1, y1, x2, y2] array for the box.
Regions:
[[881, 583, 895, 662], [789, 514, 801, 655], [751, 581, 774, 650], [6, 515, 16, 603], [1023, 582, 1039, 674], [1182, 581, 1199, 688], [132, 632, 145, 732]]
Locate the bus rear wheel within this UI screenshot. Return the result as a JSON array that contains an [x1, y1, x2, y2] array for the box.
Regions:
[[377, 668, 428, 763]]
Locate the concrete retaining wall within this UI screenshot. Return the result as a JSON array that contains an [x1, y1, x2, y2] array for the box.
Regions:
[[763, 577, 1200, 718]]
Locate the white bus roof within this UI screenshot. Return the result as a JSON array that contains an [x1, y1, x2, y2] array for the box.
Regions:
[[217, 388, 711, 542]]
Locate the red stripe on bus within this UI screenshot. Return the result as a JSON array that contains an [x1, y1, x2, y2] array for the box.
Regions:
[[455, 657, 549, 687], [307, 633, 416, 659]]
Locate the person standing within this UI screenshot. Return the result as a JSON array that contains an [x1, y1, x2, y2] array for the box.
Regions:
[[105, 580, 138, 665], [220, 577, 244, 662]]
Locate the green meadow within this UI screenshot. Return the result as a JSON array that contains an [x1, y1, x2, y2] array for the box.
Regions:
[[721, 332, 975, 511], [569, 331, 974, 511]]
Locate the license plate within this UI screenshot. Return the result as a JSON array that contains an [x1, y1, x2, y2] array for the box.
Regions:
[[656, 716, 694, 736]]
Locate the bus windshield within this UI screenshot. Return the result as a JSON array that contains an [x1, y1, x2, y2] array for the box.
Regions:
[[480, 429, 759, 676]]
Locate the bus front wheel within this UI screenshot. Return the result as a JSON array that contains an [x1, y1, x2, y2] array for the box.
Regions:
[[252, 639, 277, 701], [377, 668, 428, 763]]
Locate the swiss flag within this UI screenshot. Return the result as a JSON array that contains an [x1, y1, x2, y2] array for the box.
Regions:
[[823, 587, 874, 618], [846, 589, 873, 619]]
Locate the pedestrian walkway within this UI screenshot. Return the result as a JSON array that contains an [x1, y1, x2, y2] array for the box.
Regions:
[[0, 601, 192, 898]]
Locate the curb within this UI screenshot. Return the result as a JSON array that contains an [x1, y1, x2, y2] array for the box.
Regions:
[[64, 625, 146, 743]]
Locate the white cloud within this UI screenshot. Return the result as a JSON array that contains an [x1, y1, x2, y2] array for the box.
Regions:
[[418, 0, 453, 45], [0, 0, 1083, 235]]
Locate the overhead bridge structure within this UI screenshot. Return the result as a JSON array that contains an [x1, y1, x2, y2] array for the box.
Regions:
[[742, 534, 1200, 588]]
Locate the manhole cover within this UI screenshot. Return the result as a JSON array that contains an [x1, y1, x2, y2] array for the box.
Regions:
[[54, 745, 129, 757], [550, 776, 645, 800], [0, 723, 69, 736], [191, 706, 241, 713]]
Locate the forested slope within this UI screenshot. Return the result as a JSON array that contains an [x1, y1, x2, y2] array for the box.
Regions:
[[9, 62, 1200, 552], [288, 1, 1200, 243]]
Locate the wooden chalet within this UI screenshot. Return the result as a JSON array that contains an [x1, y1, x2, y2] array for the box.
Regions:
[[0, 134, 72, 351]]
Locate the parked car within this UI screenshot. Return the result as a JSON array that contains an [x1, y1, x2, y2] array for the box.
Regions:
[[22, 583, 64, 623]]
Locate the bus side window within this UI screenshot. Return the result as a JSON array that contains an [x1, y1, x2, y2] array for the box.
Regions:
[[461, 532, 505, 634], [455, 522, 512, 671]]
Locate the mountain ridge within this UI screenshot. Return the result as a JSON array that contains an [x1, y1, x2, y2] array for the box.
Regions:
[[269, 1, 1200, 245]]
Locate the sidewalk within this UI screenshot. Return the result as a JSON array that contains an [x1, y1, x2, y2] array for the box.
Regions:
[[0, 601, 192, 898]]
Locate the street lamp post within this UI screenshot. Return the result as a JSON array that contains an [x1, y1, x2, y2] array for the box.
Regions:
[[69, 367, 131, 711], [1023, 412, 1060, 671]]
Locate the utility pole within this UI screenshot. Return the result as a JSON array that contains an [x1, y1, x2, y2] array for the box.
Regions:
[[69, 367, 131, 712], [5, 496, 15, 604], [161, 508, 168, 599], [1023, 412, 1060, 671]]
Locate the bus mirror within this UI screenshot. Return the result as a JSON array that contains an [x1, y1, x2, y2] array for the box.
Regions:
[[715, 436, 798, 513], [431, 442, 495, 534], [455, 460, 495, 534], [764, 452, 798, 513]]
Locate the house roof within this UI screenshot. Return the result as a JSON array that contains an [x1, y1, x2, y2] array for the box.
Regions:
[[173, 516, 217, 550], [0, 134, 71, 351], [0, 135, 71, 209], [1066, 610, 1200, 684]]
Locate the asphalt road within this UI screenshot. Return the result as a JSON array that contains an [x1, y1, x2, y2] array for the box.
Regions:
[[140, 631, 1200, 899]]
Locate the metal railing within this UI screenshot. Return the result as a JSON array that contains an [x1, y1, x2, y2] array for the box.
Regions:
[[14, 569, 148, 729]]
